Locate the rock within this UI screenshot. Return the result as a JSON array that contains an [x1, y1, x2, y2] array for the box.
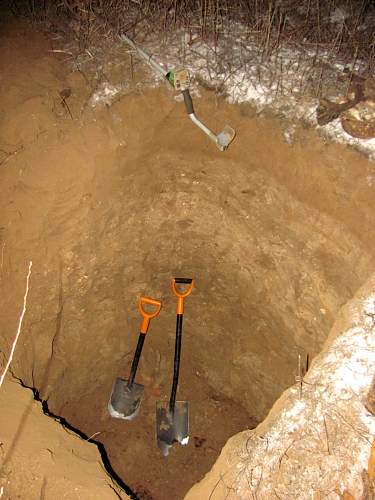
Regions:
[[341, 100, 375, 139]]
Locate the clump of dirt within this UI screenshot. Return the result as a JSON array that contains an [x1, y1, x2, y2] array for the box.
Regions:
[[0, 14, 374, 500]]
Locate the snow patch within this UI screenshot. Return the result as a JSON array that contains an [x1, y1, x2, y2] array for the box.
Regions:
[[89, 82, 125, 107], [330, 7, 349, 26], [124, 25, 375, 160], [220, 286, 375, 499]]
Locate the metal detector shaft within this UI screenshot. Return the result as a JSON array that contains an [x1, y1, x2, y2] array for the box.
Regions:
[[120, 34, 235, 151], [181, 89, 224, 147], [181, 89, 235, 151], [120, 34, 167, 78]]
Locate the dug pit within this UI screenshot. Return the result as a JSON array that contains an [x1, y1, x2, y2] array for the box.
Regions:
[[0, 18, 374, 500]]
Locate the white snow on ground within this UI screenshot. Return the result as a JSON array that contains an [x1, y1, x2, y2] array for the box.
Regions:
[[89, 82, 126, 107], [113, 26, 375, 161], [330, 7, 349, 26], [80, 22, 375, 160], [212, 290, 375, 499]]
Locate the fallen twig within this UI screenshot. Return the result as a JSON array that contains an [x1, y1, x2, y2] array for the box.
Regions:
[[87, 431, 101, 441], [295, 353, 303, 399], [1, 242, 4, 271], [48, 49, 73, 55], [0, 145, 24, 166], [323, 415, 331, 454]]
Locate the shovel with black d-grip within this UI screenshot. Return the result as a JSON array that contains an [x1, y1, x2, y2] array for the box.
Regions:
[[156, 278, 194, 456], [108, 296, 162, 420]]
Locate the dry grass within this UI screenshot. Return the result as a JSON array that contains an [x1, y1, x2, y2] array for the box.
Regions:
[[8, 0, 375, 98]]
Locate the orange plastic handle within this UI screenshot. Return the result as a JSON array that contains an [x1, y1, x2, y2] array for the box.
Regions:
[[171, 278, 194, 315], [138, 296, 162, 334]]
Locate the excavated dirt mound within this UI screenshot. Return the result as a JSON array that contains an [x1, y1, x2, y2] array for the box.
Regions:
[[0, 15, 375, 500]]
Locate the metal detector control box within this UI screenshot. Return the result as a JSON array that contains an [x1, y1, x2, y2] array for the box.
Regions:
[[166, 68, 190, 91]]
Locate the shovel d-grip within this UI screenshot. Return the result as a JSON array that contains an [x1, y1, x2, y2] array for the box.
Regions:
[[138, 296, 162, 334], [171, 277, 194, 316]]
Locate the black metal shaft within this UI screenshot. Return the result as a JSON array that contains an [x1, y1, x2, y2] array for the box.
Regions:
[[182, 90, 194, 115], [169, 313, 183, 413], [127, 333, 146, 389]]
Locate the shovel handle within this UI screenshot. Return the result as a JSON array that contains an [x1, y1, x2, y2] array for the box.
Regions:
[[138, 296, 162, 334], [172, 278, 194, 315]]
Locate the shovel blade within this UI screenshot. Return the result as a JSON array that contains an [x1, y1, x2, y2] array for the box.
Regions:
[[108, 378, 144, 420], [156, 401, 189, 456], [216, 125, 236, 151]]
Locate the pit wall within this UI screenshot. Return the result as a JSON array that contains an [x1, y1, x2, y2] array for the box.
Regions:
[[0, 378, 129, 499], [1, 271, 373, 500], [185, 272, 375, 500]]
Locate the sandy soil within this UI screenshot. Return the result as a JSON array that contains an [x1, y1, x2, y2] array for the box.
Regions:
[[0, 378, 128, 499], [0, 13, 374, 500], [185, 273, 375, 499]]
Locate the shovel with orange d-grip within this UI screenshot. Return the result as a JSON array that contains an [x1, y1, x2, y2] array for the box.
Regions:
[[108, 296, 162, 420], [156, 278, 194, 456]]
